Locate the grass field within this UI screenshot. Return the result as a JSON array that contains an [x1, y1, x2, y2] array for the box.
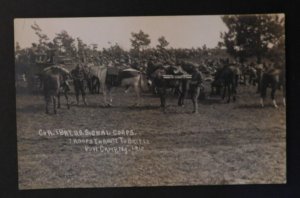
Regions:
[[16, 82, 286, 189]]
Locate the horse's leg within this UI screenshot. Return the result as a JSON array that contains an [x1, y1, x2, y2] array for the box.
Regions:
[[159, 87, 166, 112], [57, 92, 61, 109], [232, 82, 236, 102], [227, 83, 231, 103], [124, 85, 130, 93], [74, 81, 80, 105], [103, 89, 109, 107], [183, 81, 189, 106], [103, 85, 112, 107], [64, 90, 70, 109], [271, 84, 278, 108], [132, 84, 141, 106], [282, 81, 286, 107], [53, 96, 57, 114], [272, 99, 278, 108], [235, 75, 239, 88], [178, 89, 184, 106], [82, 94, 88, 106], [256, 78, 261, 93], [244, 74, 247, 85], [80, 81, 88, 106], [210, 84, 214, 96], [107, 85, 113, 105], [260, 81, 267, 108], [45, 95, 50, 114], [178, 80, 188, 106], [222, 84, 226, 100], [108, 87, 113, 106]]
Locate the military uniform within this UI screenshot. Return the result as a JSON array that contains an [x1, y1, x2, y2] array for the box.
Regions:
[[71, 66, 87, 105], [189, 69, 203, 113]]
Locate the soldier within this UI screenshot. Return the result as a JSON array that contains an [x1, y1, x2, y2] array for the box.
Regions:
[[189, 66, 203, 114], [71, 64, 88, 105]]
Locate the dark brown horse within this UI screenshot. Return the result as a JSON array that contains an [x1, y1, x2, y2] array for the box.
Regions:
[[147, 62, 197, 112], [41, 65, 71, 114], [260, 67, 285, 108], [211, 65, 238, 103]]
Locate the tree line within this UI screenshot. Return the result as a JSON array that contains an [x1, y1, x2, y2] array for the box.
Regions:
[[15, 14, 285, 69]]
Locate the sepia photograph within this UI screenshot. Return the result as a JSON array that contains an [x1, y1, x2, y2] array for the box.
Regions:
[[15, 14, 286, 189]]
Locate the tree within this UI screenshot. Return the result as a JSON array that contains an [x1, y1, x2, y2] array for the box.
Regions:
[[76, 37, 88, 62], [130, 30, 151, 53], [157, 36, 169, 50], [31, 22, 50, 53], [53, 30, 76, 56], [220, 14, 284, 63]]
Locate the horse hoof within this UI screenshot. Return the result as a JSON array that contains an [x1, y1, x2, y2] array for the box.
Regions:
[[105, 103, 112, 107]]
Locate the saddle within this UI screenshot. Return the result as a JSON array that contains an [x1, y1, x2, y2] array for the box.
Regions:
[[106, 67, 121, 86]]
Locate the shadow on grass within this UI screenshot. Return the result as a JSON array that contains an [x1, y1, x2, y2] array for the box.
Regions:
[[198, 97, 222, 105], [236, 103, 267, 109], [16, 104, 44, 113], [73, 103, 161, 111]]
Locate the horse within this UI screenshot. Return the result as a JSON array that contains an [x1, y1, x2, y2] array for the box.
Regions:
[[41, 65, 71, 114], [147, 62, 197, 112], [87, 65, 149, 107], [260, 67, 285, 108], [87, 75, 100, 94], [211, 64, 238, 103]]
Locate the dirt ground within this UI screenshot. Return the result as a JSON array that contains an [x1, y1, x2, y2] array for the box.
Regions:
[[16, 82, 286, 189]]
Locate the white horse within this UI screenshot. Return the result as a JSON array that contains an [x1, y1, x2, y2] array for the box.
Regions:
[[87, 65, 149, 107]]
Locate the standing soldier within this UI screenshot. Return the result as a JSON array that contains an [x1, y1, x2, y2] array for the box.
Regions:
[[71, 64, 88, 105], [189, 66, 203, 114]]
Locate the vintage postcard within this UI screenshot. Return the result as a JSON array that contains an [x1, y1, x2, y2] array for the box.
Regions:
[[15, 14, 286, 189]]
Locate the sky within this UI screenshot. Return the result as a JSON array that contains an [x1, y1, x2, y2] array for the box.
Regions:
[[14, 15, 230, 50]]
